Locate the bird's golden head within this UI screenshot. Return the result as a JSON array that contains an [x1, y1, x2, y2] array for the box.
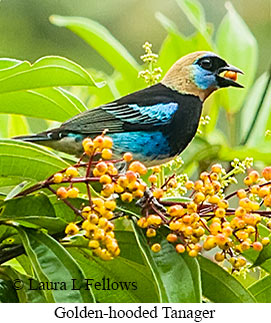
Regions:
[[162, 51, 243, 101]]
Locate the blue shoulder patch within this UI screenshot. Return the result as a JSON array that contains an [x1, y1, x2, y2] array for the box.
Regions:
[[128, 102, 178, 124]]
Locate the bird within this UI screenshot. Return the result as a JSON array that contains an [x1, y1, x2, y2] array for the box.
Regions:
[[14, 51, 243, 166]]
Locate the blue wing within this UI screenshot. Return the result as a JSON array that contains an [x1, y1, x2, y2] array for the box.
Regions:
[[103, 102, 178, 126]]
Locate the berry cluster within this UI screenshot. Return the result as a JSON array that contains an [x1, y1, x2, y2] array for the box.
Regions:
[[137, 162, 271, 271], [18, 133, 271, 271]]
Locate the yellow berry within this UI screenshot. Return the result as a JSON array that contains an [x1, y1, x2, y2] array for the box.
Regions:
[[121, 192, 133, 203], [262, 237, 270, 246], [65, 223, 79, 235], [194, 180, 203, 191], [214, 252, 225, 262], [88, 213, 99, 224], [188, 250, 198, 257], [101, 148, 112, 160], [249, 170, 259, 183], [147, 214, 162, 226], [146, 228, 156, 238], [67, 187, 79, 198], [82, 206, 91, 217], [82, 138, 94, 155], [133, 189, 144, 199], [102, 136, 113, 149], [193, 192, 205, 204], [176, 244, 185, 253], [208, 195, 220, 204], [264, 195, 271, 207], [53, 173, 63, 184], [88, 240, 100, 249], [151, 243, 161, 253], [244, 176, 253, 186], [137, 217, 148, 228], [215, 208, 226, 218], [99, 174, 112, 184], [200, 171, 209, 181], [104, 200, 116, 211], [217, 200, 229, 209], [65, 166, 79, 178]]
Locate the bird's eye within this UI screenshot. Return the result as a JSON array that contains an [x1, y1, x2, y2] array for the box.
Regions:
[[200, 59, 212, 70]]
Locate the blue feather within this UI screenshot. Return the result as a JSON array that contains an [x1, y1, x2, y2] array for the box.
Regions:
[[110, 131, 170, 161]]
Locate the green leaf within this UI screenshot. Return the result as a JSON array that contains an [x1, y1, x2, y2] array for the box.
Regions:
[[0, 139, 69, 194], [7, 115, 30, 138], [17, 227, 95, 302], [68, 235, 160, 303], [0, 266, 45, 302], [248, 275, 271, 302], [0, 56, 101, 94], [0, 278, 19, 302], [0, 87, 87, 122], [157, 13, 213, 76], [176, 0, 210, 39], [198, 256, 256, 302], [132, 223, 201, 302], [240, 72, 271, 146], [50, 15, 141, 87], [0, 194, 66, 234], [216, 2, 258, 113]]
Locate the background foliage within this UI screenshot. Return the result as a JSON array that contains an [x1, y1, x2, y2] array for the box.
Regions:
[[0, 0, 270, 303]]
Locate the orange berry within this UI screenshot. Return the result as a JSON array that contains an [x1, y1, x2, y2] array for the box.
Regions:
[[264, 195, 271, 207], [167, 233, 178, 243], [151, 243, 161, 253], [65, 166, 78, 178], [185, 180, 194, 190], [249, 170, 259, 183], [101, 148, 112, 160], [123, 152, 133, 162], [252, 241, 263, 251], [96, 161, 108, 173], [126, 171, 137, 183], [237, 189, 247, 199], [93, 135, 104, 149], [211, 164, 222, 174], [262, 167, 271, 180], [258, 186, 270, 198], [224, 71, 237, 81], [56, 187, 68, 199], [67, 187, 79, 198], [200, 171, 209, 181], [148, 174, 158, 183], [176, 244, 185, 253], [153, 188, 164, 199], [168, 205, 185, 217], [129, 161, 147, 175], [241, 241, 250, 251], [53, 173, 63, 184]]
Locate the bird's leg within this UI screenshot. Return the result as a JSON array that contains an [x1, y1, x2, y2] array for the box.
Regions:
[[115, 160, 128, 175]]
